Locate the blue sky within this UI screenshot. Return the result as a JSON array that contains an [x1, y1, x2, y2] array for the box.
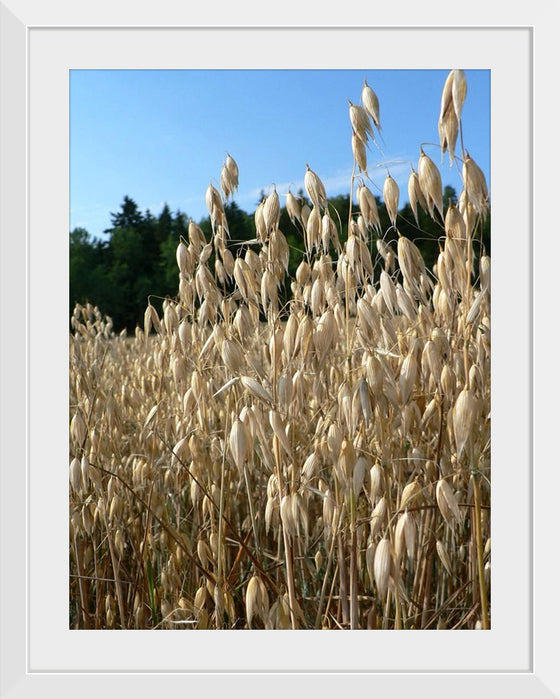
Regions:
[[70, 69, 490, 238]]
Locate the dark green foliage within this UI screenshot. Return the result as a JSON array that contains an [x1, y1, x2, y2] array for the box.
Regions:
[[70, 189, 490, 333], [70, 197, 185, 332], [69, 228, 106, 307]]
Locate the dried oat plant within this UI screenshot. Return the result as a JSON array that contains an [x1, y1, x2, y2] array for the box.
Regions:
[[70, 70, 490, 630]]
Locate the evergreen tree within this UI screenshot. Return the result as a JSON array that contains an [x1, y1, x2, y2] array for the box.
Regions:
[[156, 203, 174, 244], [106, 195, 143, 231]]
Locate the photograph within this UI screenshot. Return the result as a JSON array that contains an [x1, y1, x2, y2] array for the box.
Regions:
[[69, 67, 491, 631]]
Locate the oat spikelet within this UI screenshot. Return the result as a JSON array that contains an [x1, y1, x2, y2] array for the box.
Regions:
[[361, 78, 381, 131], [229, 418, 250, 471], [407, 168, 427, 226], [269, 410, 292, 458], [321, 211, 340, 254], [370, 496, 387, 539], [246, 575, 269, 628], [280, 494, 297, 538], [254, 199, 266, 241], [239, 376, 274, 406], [188, 219, 206, 251], [451, 70, 467, 123], [440, 108, 459, 164], [452, 387, 477, 458], [457, 189, 477, 236], [444, 200, 466, 240], [436, 540, 454, 577], [374, 538, 393, 599], [397, 234, 426, 299], [304, 164, 328, 210], [480, 254, 491, 292], [225, 152, 238, 180], [348, 99, 374, 145], [353, 455, 367, 496], [439, 70, 466, 164], [263, 187, 280, 232], [395, 512, 416, 563], [379, 270, 398, 316], [176, 241, 189, 276], [286, 188, 302, 226], [144, 302, 161, 338], [383, 172, 399, 228], [357, 183, 381, 233], [436, 479, 462, 528], [351, 133, 368, 174], [403, 512, 417, 562], [205, 182, 224, 227], [305, 205, 321, 253], [394, 514, 407, 564], [69, 457, 82, 493], [462, 153, 489, 216], [338, 436, 356, 481], [399, 478, 422, 511], [302, 452, 319, 483], [418, 149, 443, 220], [439, 70, 455, 125], [301, 203, 311, 227], [399, 350, 417, 405], [220, 155, 238, 200]]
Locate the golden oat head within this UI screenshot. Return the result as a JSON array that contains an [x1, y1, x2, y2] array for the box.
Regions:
[[361, 78, 381, 131], [418, 149, 443, 220], [348, 99, 374, 145], [382, 172, 400, 228], [304, 164, 328, 211]]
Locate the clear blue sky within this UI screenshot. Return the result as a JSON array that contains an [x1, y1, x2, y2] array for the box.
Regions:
[[70, 69, 490, 239]]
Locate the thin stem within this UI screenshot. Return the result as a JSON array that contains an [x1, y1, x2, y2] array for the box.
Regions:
[[349, 489, 359, 629], [103, 512, 127, 629], [73, 535, 90, 629], [472, 471, 490, 629], [216, 390, 230, 628], [337, 533, 349, 626]]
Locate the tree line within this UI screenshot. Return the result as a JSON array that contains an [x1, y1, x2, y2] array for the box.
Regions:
[[70, 188, 490, 333]]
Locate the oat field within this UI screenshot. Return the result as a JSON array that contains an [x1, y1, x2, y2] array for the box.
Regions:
[[69, 70, 490, 630]]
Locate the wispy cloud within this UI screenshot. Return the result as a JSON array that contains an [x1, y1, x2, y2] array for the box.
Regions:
[[245, 169, 355, 204], [243, 155, 417, 208]]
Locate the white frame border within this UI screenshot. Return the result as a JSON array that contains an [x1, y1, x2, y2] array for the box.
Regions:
[[1, 2, 557, 698]]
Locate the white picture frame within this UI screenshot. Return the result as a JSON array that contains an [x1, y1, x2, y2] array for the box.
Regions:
[[1, 1, 556, 697]]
